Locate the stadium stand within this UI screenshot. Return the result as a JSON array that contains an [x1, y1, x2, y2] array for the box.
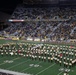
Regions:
[[10, 6, 76, 19], [0, 5, 76, 42]]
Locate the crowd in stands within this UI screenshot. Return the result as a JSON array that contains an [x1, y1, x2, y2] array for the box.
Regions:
[[11, 5, 76, 19], [1, 21, 76, 41], [0, 5, 76, 41]]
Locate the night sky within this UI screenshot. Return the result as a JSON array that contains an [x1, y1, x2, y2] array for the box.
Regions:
[[0, 0, 22, 14], [0, 0, 76, 14]]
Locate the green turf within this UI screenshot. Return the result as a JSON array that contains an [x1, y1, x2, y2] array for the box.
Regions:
[[0, 55, 76, 75], [0, 39, 76, 75]]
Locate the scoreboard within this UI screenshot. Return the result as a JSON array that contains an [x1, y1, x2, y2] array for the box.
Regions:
[[8, 19, 24, 22]]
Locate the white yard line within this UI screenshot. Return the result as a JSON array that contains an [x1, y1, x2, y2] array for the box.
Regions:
[[0, 57, 7, 65], [0, 57, 6, 60], [35, 63, 56, 75], [7, 59, 30, 69], [0, 57, 20, 66], [21, 67, 32, 72], [57, 71, 63, 75], [0, 62, 6, 66], [21, 61, 42, 72], [12, 57, 20, 61]]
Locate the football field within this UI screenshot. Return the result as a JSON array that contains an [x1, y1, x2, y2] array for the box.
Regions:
[[0, 39, 76, 75]]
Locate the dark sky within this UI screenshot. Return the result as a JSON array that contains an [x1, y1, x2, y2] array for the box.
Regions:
[[0, 0, 76, 14], [0, 0, 22, 14]]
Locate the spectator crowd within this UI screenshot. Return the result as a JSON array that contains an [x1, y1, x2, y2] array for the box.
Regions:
[[0, 5, 76, 41]]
